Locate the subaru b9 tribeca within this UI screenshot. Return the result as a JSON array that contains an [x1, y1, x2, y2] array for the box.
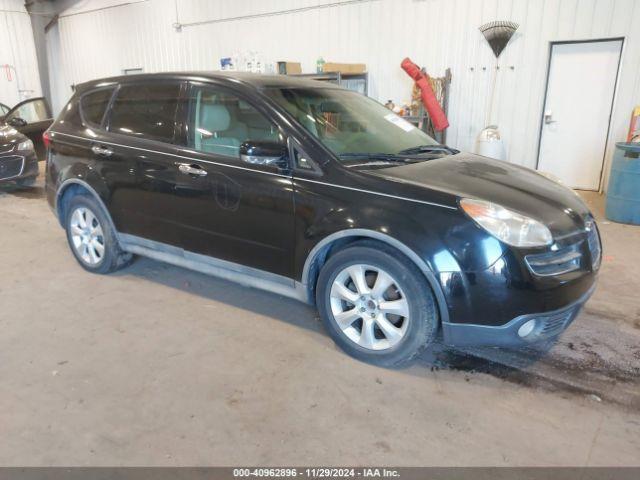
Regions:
[[45, 72, 600, 367]]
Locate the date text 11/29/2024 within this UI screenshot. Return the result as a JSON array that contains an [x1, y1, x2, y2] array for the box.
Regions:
[[233, 468, 400, 478]]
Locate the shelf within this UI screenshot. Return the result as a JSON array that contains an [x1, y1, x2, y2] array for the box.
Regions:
[[289, 72, 368, 95]]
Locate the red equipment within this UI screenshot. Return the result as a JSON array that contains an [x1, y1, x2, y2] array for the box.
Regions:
[[401, 58, 449, 131]]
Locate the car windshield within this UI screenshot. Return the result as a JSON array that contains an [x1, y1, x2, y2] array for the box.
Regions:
[[264, 87, 439, 161]]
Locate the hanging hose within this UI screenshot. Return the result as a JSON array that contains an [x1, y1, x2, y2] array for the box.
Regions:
[[401, 58, 449, 132]]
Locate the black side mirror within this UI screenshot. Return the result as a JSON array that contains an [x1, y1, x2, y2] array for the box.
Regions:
[[8, 117, 27, 127], [239, 140, 288, 169]]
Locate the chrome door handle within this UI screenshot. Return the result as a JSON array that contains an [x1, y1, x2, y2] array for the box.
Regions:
[[178, 163, 207, 176], [91, 145, 113, 157]]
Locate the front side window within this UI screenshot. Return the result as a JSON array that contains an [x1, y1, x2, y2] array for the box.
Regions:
[[109, 83, 181, 143], [6, 98, 50, 124], [264, 87, 439, 160], [186, 86, 281, 158], [81, 88, 115, 126]]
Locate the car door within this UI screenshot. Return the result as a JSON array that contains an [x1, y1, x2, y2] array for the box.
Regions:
[[3, 97, 53, 160], [169, 82, 295, 278], [102, 81, 189, 248]]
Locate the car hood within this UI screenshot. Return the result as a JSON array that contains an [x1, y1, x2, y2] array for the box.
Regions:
[[0, 124, 26, 154], [366, 152, 592, 237]]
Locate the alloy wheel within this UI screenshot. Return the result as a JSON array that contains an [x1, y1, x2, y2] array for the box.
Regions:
[[69, 207, 105, 266], [329, 264, 410, 351]]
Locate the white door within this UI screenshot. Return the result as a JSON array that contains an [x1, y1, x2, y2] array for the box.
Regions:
[[537, 40, 622, 190]]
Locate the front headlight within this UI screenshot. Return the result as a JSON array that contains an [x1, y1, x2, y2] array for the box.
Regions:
[[17, 139, 34, 152], [460, 198, 553, 248]]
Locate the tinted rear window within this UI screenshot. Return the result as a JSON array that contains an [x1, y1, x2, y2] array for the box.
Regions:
[[81, 88, 114, 126], [109, 83, 181, 143], [58, 98, 83, 127]]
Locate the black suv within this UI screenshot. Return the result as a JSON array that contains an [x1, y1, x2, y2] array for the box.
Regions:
[[45, 72, 600, 366]]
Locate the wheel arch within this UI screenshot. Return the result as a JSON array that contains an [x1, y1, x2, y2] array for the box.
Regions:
[[301, 229, 449, 324], [55, 179, 118, 236]]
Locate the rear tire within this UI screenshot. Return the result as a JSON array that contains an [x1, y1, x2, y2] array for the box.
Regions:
[[64, 194, 133, 274], [316, 243, 438, 367]]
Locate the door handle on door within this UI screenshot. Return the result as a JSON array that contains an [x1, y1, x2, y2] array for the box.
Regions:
[[178, 163, 207, 176], [544, 111, 556, 125], [91, 145, 113, 157]]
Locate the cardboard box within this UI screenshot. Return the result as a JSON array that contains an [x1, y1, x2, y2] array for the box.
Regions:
[[277, 61, 302, 75], [322, 62, 366, 74]]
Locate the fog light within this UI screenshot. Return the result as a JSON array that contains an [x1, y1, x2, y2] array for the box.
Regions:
[[518, 319, 536, 338]]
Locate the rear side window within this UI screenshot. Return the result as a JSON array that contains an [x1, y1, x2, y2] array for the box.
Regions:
[[81, 88, 114, 126], [109, 83, 181, 143], [58, 98, 83, 126]]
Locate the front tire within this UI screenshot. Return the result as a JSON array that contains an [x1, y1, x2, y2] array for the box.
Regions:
[[316, 243, 438, 367], [16, 177, 37, 188], [64, 194, 133, 274]]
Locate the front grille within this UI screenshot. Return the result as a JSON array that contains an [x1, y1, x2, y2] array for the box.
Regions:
[[586, 220, 601, 270], [525, 243, 581, 276], [526, 218, 602, 276], [0, 156, 24, 180]]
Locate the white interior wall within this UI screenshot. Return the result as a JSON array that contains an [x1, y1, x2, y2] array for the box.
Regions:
[[47, 0, 640, 190], [0, 0, 42, 107]]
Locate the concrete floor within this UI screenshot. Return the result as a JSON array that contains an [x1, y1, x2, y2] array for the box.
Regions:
[[1, 167, 639, 466]]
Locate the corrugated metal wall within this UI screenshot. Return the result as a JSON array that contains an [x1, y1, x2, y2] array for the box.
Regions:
[[0, 0, 42, 106], [48, 0, 640, 188]]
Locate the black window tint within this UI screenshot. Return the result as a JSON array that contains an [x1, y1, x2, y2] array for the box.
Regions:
[[81, 88, 114, 126], [59, 98, 83, 126], [109, 83, 181, 143]]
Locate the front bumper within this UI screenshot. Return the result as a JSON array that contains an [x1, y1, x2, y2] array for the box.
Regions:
[[442, 283, 596, 347], [0, 151, 39, 183]]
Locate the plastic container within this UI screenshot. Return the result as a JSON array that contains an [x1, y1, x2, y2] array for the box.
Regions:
[[475, 125, 505, 160], [605, 142, 640, 225]]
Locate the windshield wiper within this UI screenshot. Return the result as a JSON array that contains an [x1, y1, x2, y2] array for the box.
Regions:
[[397, 145, 458, 156], [338, 153, 415, 163]]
